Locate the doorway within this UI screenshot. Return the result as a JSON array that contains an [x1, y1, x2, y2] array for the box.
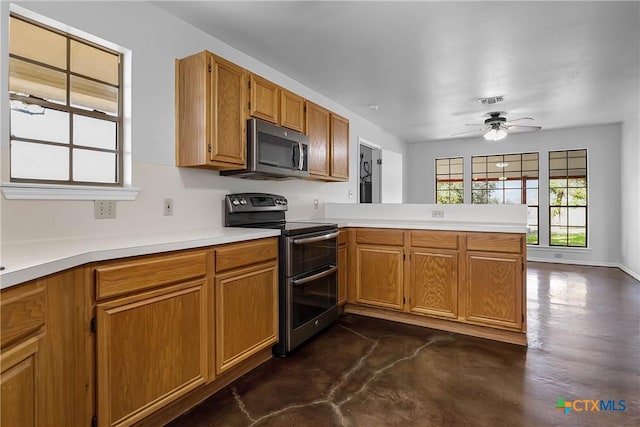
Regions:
[[359, 140, 380, 203]]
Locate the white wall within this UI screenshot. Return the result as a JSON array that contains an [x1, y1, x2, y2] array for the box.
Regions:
[[620, 108, 640, 279], [0, 1, 408, 243], [406, 124, 624, 269]]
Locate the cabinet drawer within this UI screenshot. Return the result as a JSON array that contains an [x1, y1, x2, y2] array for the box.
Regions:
[[215, 238, 278, 273], [356, 229, 404, 246], [96, 251, 209, 300], [1, 282, 45, 349], [411, 230, 458, 250], [466, 233, 523, 254]]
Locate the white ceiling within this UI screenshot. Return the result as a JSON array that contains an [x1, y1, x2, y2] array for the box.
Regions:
[[154, 1, 640, 143]]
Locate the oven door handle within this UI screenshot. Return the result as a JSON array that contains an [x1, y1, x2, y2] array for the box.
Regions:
[[292, 231, 339, 245], [292, 265, 338, 286]]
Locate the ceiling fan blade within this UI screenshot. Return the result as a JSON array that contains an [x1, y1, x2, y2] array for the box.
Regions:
[[506, 124, 542, 130], [451, 128, 486, 136], [504, 117, 534, 123]]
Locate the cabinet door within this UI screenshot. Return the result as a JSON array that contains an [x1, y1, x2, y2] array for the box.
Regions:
[[338, 244, 348, 305], [215, 262, 278, 375], [209, 54, 247, 167], [306, 101, 330, 177], [280, 89, 305, 133], [249, 74, 278, 124], [330, 113, 349, 180], [1, 337, 39, 427], [409, 249, 458, 319], [96, 281, 208, 427], [355, 245, 404, 310], [465, 252, 523, 330]]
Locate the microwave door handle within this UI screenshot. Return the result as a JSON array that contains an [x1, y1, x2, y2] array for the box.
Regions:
[[297, 141, 304, 170]]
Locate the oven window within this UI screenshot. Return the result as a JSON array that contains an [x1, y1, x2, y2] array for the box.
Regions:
[[289, 233, 337, 277], [291, 269, 337, 330]]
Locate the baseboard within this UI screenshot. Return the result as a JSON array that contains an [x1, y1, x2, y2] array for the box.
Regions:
[[527, 258, 640, 283], [527, 257, 618, 267], [618, 264, 640, 282]]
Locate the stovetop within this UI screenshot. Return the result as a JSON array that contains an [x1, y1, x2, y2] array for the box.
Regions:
[[224, 193, 336, 236], [245, 221, 337, 236]]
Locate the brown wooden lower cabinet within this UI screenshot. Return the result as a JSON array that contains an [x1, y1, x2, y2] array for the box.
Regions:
[[215, 262, 278, 375], [409, 248, 458, 319], [355, 244, 404, 310], [1, 336, 39, 427], [465, 252, 523, 330], [345, 227, 527, 345], [96, 280, 209, 427]]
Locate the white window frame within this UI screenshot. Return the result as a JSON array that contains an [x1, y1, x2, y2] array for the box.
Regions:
[[1, 3, 137, 201]]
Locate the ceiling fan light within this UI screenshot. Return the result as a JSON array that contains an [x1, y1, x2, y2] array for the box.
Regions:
[[484, 128, 507, 141]]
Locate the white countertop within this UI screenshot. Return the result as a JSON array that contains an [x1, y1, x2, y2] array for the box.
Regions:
[[0, 227, 280, 289], [327, 218, 527, 233]]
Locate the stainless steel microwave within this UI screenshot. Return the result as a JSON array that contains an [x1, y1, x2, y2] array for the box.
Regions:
[[221, 118, 309, 179]]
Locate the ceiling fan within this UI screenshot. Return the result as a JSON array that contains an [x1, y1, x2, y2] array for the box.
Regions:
[[452, 112, 542, 141]]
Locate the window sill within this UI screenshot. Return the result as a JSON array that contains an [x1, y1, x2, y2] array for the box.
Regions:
[[1, 182, 139, 201]]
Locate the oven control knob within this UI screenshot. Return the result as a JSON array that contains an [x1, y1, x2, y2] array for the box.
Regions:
[[282, 198, 288, 205], [240, 198, 247, 205], [232, 199, 240, 206]]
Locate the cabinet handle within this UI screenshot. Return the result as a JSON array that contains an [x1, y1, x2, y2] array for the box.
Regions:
[[292, 265, 338, 285]]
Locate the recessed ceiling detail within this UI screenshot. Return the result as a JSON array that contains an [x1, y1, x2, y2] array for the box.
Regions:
[[478, 95, 505, 105]]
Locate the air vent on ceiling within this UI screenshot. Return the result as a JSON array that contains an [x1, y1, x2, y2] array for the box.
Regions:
[[477, 95, 505, 105]]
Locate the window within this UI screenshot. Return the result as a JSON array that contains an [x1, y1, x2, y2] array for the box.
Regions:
[[549, 149, 587, 247], [435, 157, 463, 204], [9, 14, 122, 186], [471, 153, 539, 244]]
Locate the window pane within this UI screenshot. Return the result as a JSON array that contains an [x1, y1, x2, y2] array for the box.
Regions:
[[568, 188, 587, 206], [549, 158, 567, 170], [73, 115, 117, 150], [568, 178, 587, 188], [526, 188, 539, 205], [70, 75, 118, 115], [73, 149, 117, 183], [550, 178, 567, 189], [70, 40, 119, 85], [527, 207, 539, 226], [11, 140, 69, 180], [568, 228, 586, 247], [522, 160, 538, 171], [9, 58, 66, 104], [487, 189, 501, 204], [472, 190, 487, 204], [551, 207, 567, 226], [9, 17, 66, 69], [504, 189, 521, 204], [568, 207, 586, 227], [550, 227, 568, 245], [527, 179, 539, 189], [527, 226, 539, 244], [11, 103, 69, 143]]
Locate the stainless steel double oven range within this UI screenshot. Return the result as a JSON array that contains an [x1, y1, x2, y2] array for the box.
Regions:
[[225, 193, 339, 356]]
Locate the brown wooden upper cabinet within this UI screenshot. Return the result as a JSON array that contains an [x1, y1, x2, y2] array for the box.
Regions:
[[280, 89, 305, 133], [175, 51, 247, 170], [306, 102, 350, 181], [249, 74, 279, 124], [248, 74, 305, 133]]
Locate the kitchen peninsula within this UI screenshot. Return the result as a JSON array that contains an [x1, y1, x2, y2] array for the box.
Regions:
[[319, 202, 529, 346]]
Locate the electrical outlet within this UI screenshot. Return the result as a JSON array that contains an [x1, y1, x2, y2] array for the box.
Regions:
[[554, 253, 563, 259], [314, 199, 319, 209], [95, 200, 116, 219], [348, 190, 354, 199], [431, 210, 445, 218], [163, 198, 174, 216]]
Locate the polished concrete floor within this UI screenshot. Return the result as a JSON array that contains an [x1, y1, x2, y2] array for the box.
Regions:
[[168, 263, 640, 426]]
